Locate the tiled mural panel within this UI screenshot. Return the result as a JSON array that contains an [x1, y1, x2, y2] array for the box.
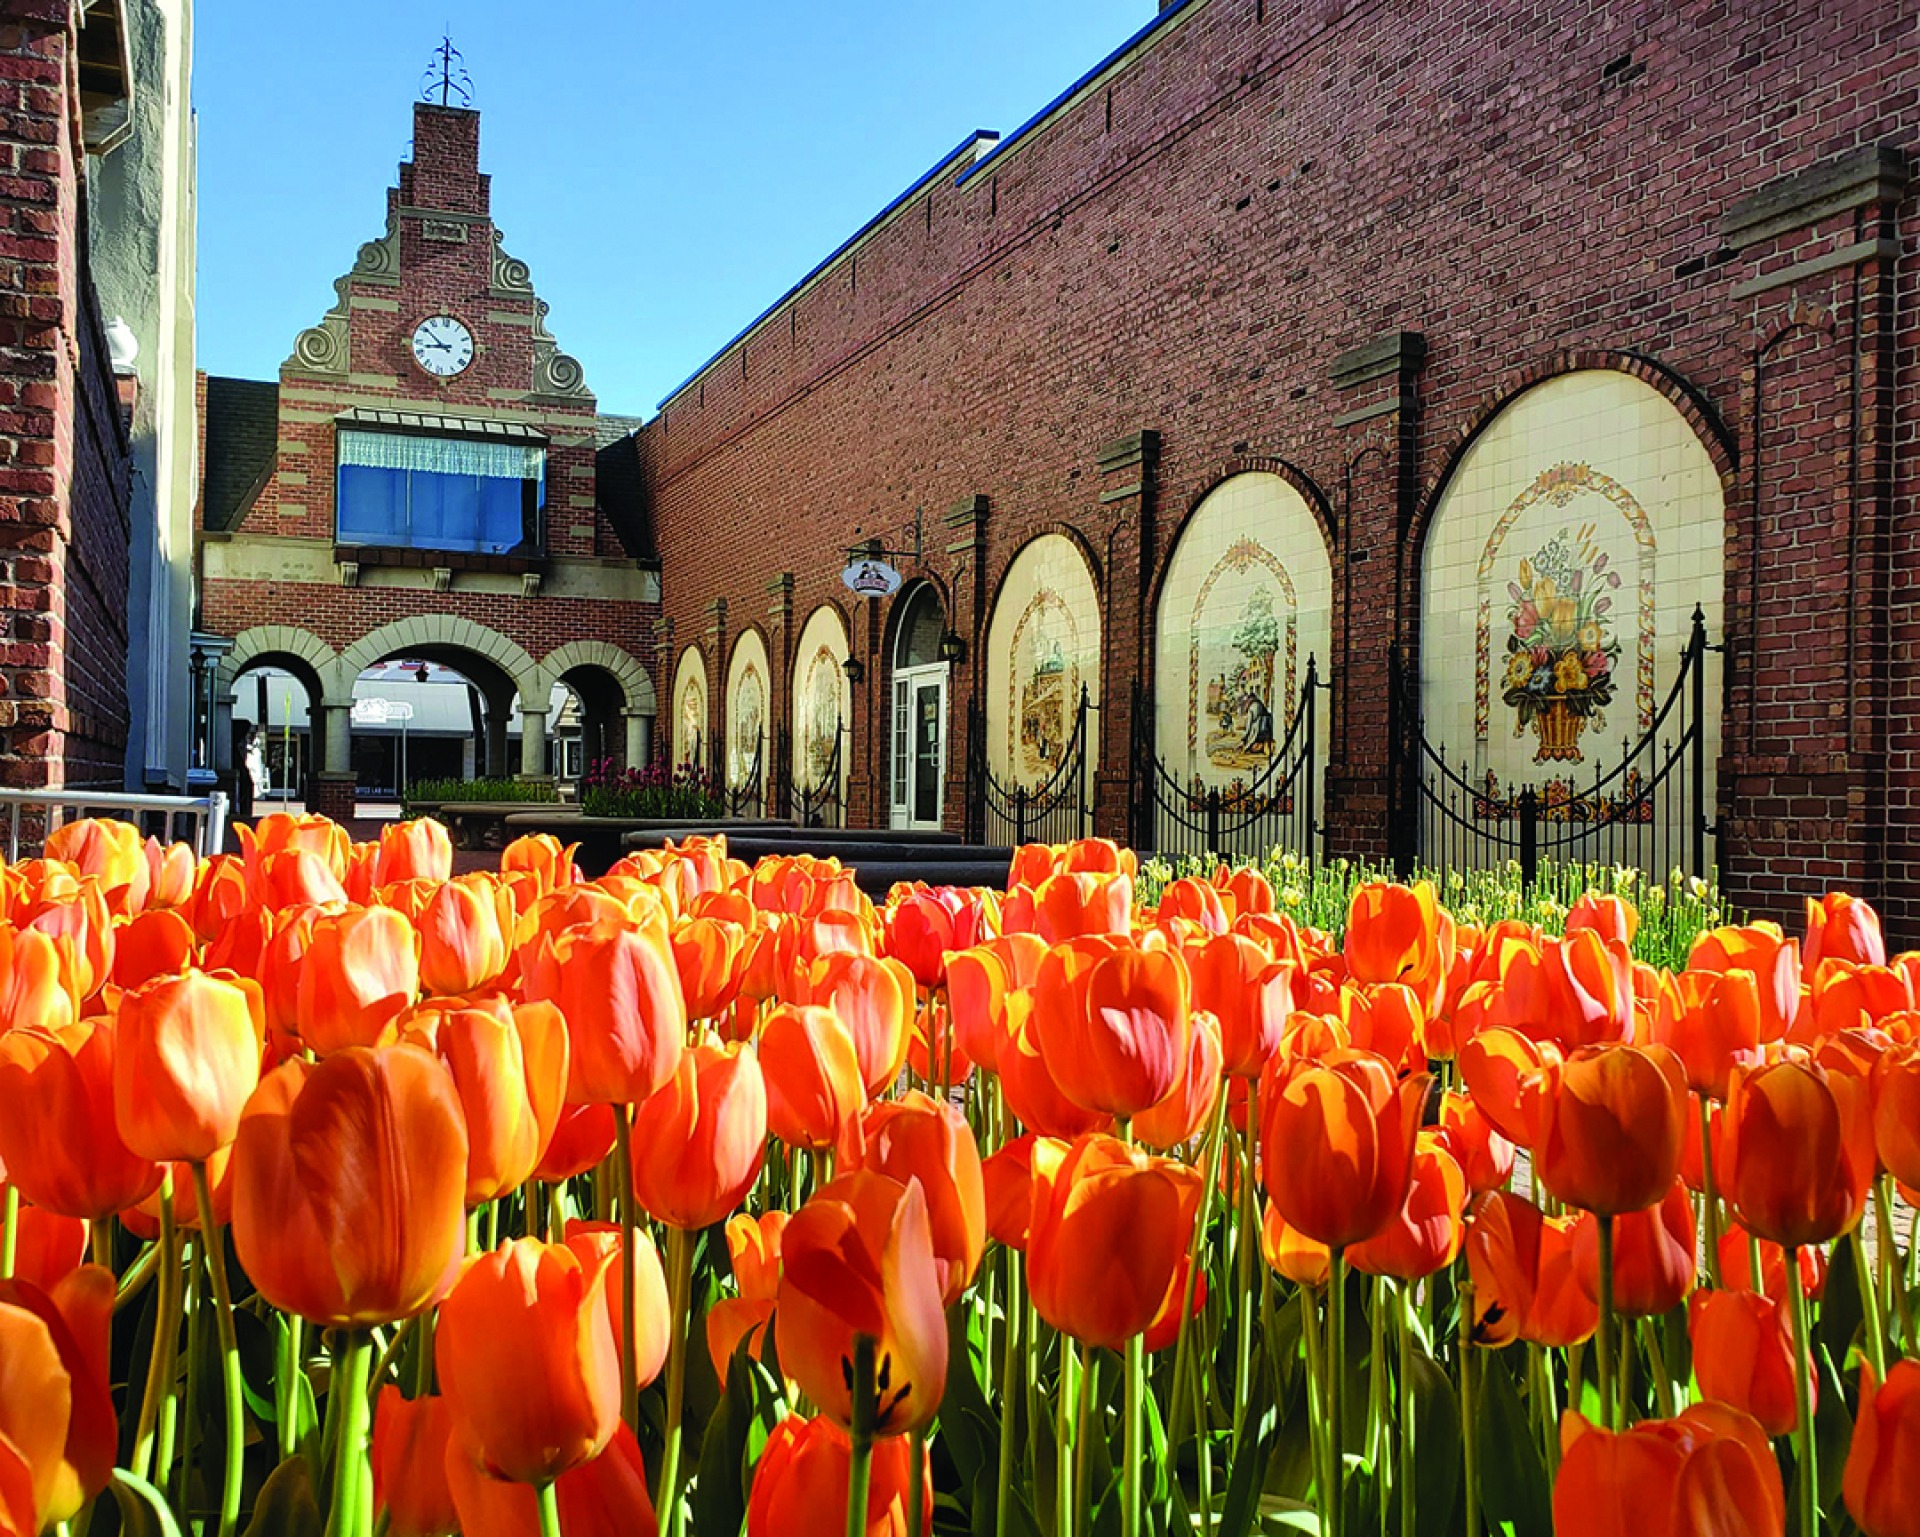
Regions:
[[725, 630, 771, 791], [1419, 372, 1724, 847], [985, 535, 1102, 787], [671, 646, 708, 771], [1154, 473, 1334, 791], [791, 606, 850, 795]]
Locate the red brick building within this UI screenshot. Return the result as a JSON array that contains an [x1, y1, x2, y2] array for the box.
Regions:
[[628, 0, 1920, 934], [196, 101, 659, 818]]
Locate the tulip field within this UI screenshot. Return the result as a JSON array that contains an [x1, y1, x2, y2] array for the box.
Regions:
[[3, 816, 1919, 1537]]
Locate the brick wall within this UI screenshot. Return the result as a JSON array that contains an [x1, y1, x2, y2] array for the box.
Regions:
[[637, 0, 1920, 935], [0, 1, 133, 790]]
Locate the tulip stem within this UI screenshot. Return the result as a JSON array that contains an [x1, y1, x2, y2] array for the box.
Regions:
[[612, 1103, 641, 1437], [1698, 1097, 1721, 1289], [1232, 1082, 1258, 1455], [1596, 1214, 1617, 1430], [1878, 1175, 1915, 1355], [0, 1183, 14, 1278], [1056, 1333, 1075, 1537], [1851, 1224, 1888, 1381], [657, 1224, 693, 1537], [1301, 1278, 1332, 1515], [131, 1172, 180, 1483], [194, 1160, 247, 1537], [1327, 1248, 1347, 1537], [1122, 1334, 1144, 1537], [1074, 1346, 1096, 1536], [1167, 1081, 1228, 1455], [1369, 1273, 1388, 1485], [1399, 1282, 1416, 1537], [328, 1330, 374, 1537], [1459, 1277, 1480, 1537], [846, 1335, 876, 1537], [536, 1481, 563, 1537], [996, 1254, 1021, 1537], [173, 1236, 203, 1512], [908, 1427, 927, 1537], [1787, 1250, 1818, 1537]]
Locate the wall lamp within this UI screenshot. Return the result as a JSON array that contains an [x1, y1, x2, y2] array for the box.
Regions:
[[938, 629, 967, 664], [842, 655, 866, 685]]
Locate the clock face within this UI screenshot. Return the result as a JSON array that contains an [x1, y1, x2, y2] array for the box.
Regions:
[[411, 314, 474, 377]]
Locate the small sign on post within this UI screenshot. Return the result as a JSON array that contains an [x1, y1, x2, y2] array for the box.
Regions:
[[841, 558, 904, 598]]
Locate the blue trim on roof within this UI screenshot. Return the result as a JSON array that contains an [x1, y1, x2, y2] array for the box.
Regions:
[[955, 0, 1199, 188], [655, 131, 999, 410]]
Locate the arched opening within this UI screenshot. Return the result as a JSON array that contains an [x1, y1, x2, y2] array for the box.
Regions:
[[553, 665, 626, 784], [983, 534, 1101, 786], [791, 605, 851, 824], [227, 652, 327, 817], [348, 647, 519, 809], [888, 583, 949, 830], [670, 647, 710, 774], [725, 631, 771, 814]]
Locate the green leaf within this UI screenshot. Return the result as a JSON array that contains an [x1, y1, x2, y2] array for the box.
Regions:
[[109, 1468, 187, 1537], [689, 1327, 763, 1537], [1813, 1342, 1854, 1521], [1817, 1239, 1863, 1372], [233, 1307, 279, 1422], [970, 1469, 1043, 1537], [1406, 1347, 1463, 1537], [943, 1305, 997, 1487], [1260, 1496, 1323, 1533], [1219, 1402, 1279, 1537], [240, 1454, 323, 1537], [1475, 1350, 1550, 1537]]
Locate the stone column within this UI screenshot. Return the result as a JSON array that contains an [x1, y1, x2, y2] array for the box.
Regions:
[[312, 699, 358, 820], [622, 707, 650, 768], [518, 706, 550, 782]]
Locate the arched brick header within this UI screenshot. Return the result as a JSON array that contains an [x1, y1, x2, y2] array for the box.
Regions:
[[335, 616, 543, 705], [216, 625, 338, 700], [537, 640, 657, 716], [1152, 459, 1337, 621]]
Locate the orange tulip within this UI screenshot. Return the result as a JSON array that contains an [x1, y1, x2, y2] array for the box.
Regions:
[[1715, 1221, 1827, 1305], [296, 905, 420, 1054], [1689, 1288, 1806, 1437], [1533, 1044, 1686, 1217], [19, 884, 111, 1004], [1844, 1361, 1920, 1537], [230, 1044, 468, 1327], [251, 848, 350, 912], [1805, 892, 1885, 975], [1457, 1026, 1561, 1147], [1437, 1090, 1516, 1192], [44, 818, 146, 913], [1689, 923, 1799, 1042], [405, 999, 568, 1206], [1343, 881, 1449, 1011], [0, 922, 76, 1035], [1565, 892, 1637, 946], [534, 1102, 617, 1184], [120, 1145, 235, 1239], [888, 886, 989, 989], [436, 1237, 621, 1485], [761, 1004, 865, 1152], [0, 1189, 85, 1292], [777, 1171, 947, 1435], [112, 969, 264, 1164], [372, 1388, 460, 1537], [1030, 941, 1191, 1118], [1156, 876, 1229, 937], [373, 817, 452, 886], [240, 811, 349, 881], [1025, 870, 1133, 945], [804, 952, 915, 1098], [705, 1212, 787, 1381], [109, 908, 197, 992], [1723, 1057, 1874, 1248], [499, 833, 578, 895], [1189, 933, 1295, 1077], [1350, 1129, 1468, 1280], [0, 1019, 160, 1219], [629, 1036, 766, 1230], [1135, 1011, 1223, 1152], [1028, 1133, 1203, 1350], [847, 1091, 986, 1304], [747, 1414, 931, 1537], [1261, 1050, 1430, 1250], [1553, 1402, 1784, 1537], [1872, 1041, 1920, 1190], [558, 1221, 671, 1394], [981, 1134, 1038, 1251], [997, 991, 1111, 1138], [1571, 1178, 1695, 1316], [140, 837, 196, 914], [523, 914, 687, 1106], [444, 1420, 656, 1537], [1657, 968, 1764, 1100], [946, 935, 1046, 1076], [416, 875, 513, 998], [1260, 1202, 1332, 1288], [1465, 1190, 1597, 1348], [671, 915, 748, 1022], [0, 1267, 117, 1529]]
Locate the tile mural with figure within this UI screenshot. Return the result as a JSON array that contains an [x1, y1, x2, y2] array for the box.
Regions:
[[985, 534, 1101, 787]]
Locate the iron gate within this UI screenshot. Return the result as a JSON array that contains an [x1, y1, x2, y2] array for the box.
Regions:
[[788, 725, 846, 829], [1389, 606, 1718, 887], [965, 685, 1093, 846], [726, 744, 764, 818], [1130, 660, 1323, 866]]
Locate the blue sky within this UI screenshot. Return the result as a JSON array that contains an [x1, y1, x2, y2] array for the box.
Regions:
[[193, 0, 1153, 417]]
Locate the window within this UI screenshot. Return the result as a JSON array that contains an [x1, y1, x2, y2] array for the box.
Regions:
[[335, 430, 546, 555]]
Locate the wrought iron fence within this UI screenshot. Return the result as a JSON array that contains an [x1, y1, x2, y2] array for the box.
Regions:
[[789, 724, 846, 830], [726, 744, 765, 819], [1389, 606, 1717, 888], [1130, 659, 1323, 866], [965, 685, 1093, 846]]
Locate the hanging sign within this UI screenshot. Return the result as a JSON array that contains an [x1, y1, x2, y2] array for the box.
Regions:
[[842, 557, 904, 598], [352, 697, 416, 725]]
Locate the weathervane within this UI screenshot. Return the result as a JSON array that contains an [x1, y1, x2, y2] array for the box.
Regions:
[[421, 34, 473, 108]]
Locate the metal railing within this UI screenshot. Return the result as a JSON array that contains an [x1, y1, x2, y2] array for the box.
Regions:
[[1131, 659, 1323, 867], [726, 745, 765, 819], [1389, 607, 1717, 888], [789, 725, 846, 830], [0, 787, 231, 861], [965, 685, 1093, 846]]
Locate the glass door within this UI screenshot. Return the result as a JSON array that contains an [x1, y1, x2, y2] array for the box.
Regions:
[[891, 664, 947, 829]]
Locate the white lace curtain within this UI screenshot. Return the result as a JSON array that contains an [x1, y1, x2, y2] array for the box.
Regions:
[[337, 429, 545, 482]]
